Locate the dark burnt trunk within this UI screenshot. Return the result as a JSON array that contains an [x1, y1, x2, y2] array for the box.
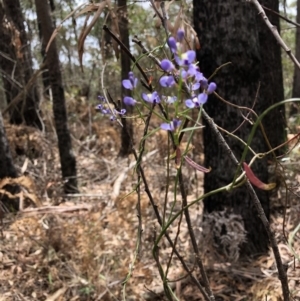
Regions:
[[35, 0, 78, 194], [194, 1, 272, 256], [118, 0, 133, 156], [0, 0, 42, 129], [258, 0, 285, 155]]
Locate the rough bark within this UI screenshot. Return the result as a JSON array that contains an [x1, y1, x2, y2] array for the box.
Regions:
[[258, 0, 285, 155], [292, 0, 300, 115], [0, 0, 42, 129], [35, 0, 78, 193], [194, 1, 272, 256], [118, 0, 133, 156]]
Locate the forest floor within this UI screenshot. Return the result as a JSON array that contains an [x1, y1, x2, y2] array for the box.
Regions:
[[0, 100, 300, 301]]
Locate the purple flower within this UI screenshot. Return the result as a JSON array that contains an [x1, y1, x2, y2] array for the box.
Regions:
[[161, 59, 174, 72], [160, 119, 181, 131], [96, 96, 127, 121], [176, 29, 185, 42], [97, 95, 105, 102], [185, 82, 217, 108], [123, 96, 137, 106], [186, 64, 198, 77], [196, 72, 206, 83], [198, 93, 208, 104], [207, 82, 217, 93], [168, 37, 177, 53], [185, 93, 207, 108], [109, 108, 126, 121], [181, 69, 188, 80], [185, 95, 199, 108], [160, 75, 175, 87], [122, 72, 138, 90], [168, 29, 186, 53], [187, 82, 200, 91], [163, 95, 177, 104], [175, 50, 196, 66], [142, 91, 160, 104], [118, 109, 126, 115]]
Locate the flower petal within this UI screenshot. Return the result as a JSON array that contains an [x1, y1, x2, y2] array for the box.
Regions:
[[185, 99, 195, 108], [168, 37, 177, 53], [181, 69, 188, 79], [160, 123, 172, 131], [185, 50, 196, 64], [160, 75, 175, 87], [172, 119, 181, 129], [120, 109, 126, 115], [192, 82, 200, 90], [164, 95, 177, 104], [195, 71, 205, 82], [200, 77, 208, 89], [160, 118, 181, 131], [152, 91, 161, 103], [177, 29, 185, 42], [122, 79, 133, 90], [188, 64, 199, 77], [160, 59, 174, 72], [159, 76, 169, 87], [123, 96, 136, 106], [198, 93, 208, 104], [175, 55, 182, 66], [207, 82, 217, 94], [142, 93, 149, 102]]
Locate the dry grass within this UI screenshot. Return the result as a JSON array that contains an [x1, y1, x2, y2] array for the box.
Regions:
[[0, 101, 300, 300]]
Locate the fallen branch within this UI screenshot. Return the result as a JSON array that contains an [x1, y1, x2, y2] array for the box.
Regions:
[[19, 204, 92, 216]]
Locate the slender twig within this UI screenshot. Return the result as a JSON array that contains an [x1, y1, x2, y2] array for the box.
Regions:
[[148, 2, 215, 299], [202, 109, 290, 301], [3, 62, 47, 116], [132, 35, 162, 68], [178, 169, 215, 300], [248, 0, 300, 71], [262, 5, 300, 28], [103, 25, 152, 91], [123, 99, 210, 299], [132, 147, 211, 301]]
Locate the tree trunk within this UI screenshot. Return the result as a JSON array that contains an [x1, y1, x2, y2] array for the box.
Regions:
[[118, 0, 133, 156], [194, 0, 272, 257], [0, 0, 42, 129], [292, 0, 300, 115], [258, 0, 285, 155], [0, 112, 19, 211], [37, 0, 56, 98], [35, 0, 78, 194]]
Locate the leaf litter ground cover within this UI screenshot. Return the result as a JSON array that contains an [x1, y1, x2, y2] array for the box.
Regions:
[[0, 112, 300, 301]]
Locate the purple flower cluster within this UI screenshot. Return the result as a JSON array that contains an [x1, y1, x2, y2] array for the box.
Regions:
[[96, 96, 126, 121], [161, 29, 217, 109], [122, 72, 138, 106], [97, 29, 217, 132]]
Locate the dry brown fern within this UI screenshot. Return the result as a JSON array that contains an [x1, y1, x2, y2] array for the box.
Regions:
[[0, 175, 42, 209], [4, 124, 50, 159]]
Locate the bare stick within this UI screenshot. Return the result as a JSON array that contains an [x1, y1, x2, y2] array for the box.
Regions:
[[247, 0, 300, 70], [202, 109, 290, 301], [262, 5, 300, 28]]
